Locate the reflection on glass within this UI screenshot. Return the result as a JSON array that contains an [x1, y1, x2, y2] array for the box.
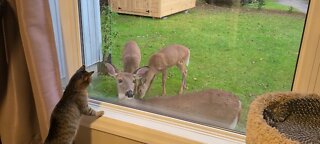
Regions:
[[84, 0, 309, 132]]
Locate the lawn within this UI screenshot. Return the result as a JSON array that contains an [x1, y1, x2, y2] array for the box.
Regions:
[[89, 3, 306, 132]]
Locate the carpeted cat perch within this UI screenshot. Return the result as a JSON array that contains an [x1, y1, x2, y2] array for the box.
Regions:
[[246, 92, 320, 144]]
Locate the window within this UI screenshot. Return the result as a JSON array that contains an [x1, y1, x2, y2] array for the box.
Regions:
[[84, 0, 310, 132], [72, 0, 308, 132], [51, 0, 318, 142]]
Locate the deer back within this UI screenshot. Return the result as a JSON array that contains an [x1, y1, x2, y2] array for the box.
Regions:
[[148, 45, 190, 71], [122, 41, 141, 73]]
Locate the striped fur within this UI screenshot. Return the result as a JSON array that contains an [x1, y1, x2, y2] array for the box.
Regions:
[[45, 65, 104, 144]]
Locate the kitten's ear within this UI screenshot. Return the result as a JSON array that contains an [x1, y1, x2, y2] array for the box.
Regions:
[[77, 65, 86, 72], [89, 71, 94, 76], [83, 71, 94, 81], [133, 66, 149, 79], [105, 63, 118, 77]]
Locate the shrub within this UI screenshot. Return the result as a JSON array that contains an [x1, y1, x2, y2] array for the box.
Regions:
[[205, 0, 241, 7], [257, 0, 265, 10], [288, 6, 293, 13], [100, 0, 108, 7], [100, 6, 118, 58], [241, 0, 253, 5]]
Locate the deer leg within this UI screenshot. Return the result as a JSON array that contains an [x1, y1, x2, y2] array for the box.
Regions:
[[177, 62, 187, 95], [183, 69, 187, 89], [162, 70, 167, 96]]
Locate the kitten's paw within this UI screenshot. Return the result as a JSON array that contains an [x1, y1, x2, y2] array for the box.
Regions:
[[97, 111, 104, 117]]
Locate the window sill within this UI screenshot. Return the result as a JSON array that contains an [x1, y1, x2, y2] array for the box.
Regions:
[[80, 99, 246, 144]]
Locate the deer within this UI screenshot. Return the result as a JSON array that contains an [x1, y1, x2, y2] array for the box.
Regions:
[[133, 44, 190, 99], [120, 89, 241, 129], [105, 40, 141, 100]]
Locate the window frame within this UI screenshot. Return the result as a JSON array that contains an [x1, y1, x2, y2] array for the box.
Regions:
[[57, 0, 318, 143], [82, 99, 246, 143], [292, 0, 320, 94]]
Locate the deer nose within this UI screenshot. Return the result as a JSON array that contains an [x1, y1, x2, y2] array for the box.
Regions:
[[125, 90, 134, 98]]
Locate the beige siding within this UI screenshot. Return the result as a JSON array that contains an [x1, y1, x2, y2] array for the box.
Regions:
[[159, 0, 195, 18], [109, 0, 195, 18]]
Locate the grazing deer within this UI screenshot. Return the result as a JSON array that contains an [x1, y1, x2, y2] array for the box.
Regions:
[[105, 41, 141, 99], [134, 44, 190, 98]]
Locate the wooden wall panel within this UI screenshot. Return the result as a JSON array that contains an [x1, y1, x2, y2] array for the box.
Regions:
[[131, 0, 150, 14], [312, 37, 320, 94], [157, 0, 195, 18], [109, 0, 195, 18], [75, 126, 144, 144], [293, 0, 320, 94]]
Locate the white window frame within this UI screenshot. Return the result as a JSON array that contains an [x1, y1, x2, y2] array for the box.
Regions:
[[57, 0, 319, 143]]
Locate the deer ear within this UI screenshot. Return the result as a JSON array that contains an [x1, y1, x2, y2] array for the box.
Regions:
[[105, 63, 118, 77], [133, 66, 149, 79]]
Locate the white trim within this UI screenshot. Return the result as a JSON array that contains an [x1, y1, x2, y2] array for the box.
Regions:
[[88, 99, 246, 144]]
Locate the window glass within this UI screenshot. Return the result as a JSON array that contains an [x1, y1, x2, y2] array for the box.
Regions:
[[76, 0, 309, 132]]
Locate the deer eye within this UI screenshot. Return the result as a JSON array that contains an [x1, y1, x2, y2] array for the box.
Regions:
[[118, 79, 123, 83]]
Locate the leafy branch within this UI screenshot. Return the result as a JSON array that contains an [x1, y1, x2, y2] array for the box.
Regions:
[[101, 5, 118, 57]]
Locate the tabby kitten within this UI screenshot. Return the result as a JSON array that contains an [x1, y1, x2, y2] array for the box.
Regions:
[[45, 65, 104, 144]]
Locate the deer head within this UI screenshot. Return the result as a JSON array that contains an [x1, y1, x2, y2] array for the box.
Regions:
[[105, 63, 136, 100], [133, 66, 154, 99], [133, 44, 190, 99]]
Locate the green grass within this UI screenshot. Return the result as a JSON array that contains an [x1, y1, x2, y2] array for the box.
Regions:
[[90, 6, 306, 132]]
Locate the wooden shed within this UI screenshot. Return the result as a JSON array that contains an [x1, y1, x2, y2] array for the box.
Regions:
[[109, 0, 196, 18]]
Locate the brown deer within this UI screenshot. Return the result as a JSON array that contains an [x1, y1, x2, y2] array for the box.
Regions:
[[134, 44, 190, 98], [105, 41, 141, 99], [120, 89, 242, 129]]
